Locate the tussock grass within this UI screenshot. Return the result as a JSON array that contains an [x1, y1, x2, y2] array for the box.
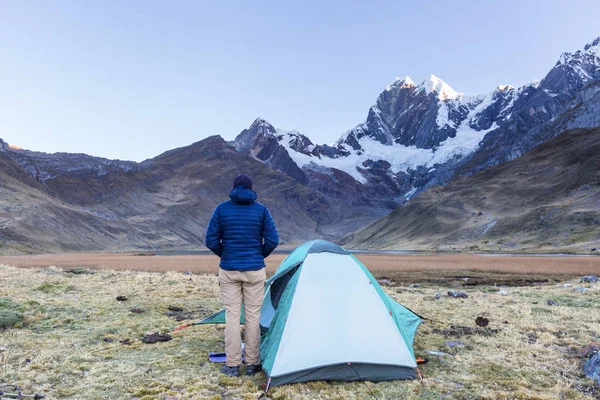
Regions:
[[1, 263, 599, 399], [1, 253, 599, 276]]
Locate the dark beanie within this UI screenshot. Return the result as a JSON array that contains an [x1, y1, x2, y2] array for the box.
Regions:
[[233, 174, 253, 190]]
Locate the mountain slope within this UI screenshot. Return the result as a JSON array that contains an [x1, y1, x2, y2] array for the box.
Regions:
[[0, 136, 337, 253], [341, 128, 600, 253]]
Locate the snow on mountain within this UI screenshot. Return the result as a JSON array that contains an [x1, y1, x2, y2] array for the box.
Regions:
[[234, 36, 600, 208], [235, 78, 535, 184], [418, 74, 463, 100]]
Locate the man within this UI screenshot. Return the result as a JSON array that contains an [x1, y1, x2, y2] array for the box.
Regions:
[[205, 174, 279, 377]]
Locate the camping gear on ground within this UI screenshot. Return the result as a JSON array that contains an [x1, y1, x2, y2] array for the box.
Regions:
[[0, 384, 45, 399], [198, 239, 422, 388], [209, 342, 245, 363]]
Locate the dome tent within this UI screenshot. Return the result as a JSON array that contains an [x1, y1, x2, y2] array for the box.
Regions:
[[199, 240, 422, 387]]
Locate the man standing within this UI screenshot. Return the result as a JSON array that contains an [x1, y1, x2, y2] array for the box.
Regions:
[[205, 174, 279, 377]]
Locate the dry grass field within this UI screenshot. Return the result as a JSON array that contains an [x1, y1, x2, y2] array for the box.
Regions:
[[1, 255, 600, 399], [1, 252, 599, 276]]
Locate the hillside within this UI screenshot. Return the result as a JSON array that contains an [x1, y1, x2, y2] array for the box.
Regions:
[[0, 136, 340, 254], [342, 128, 600, 253]]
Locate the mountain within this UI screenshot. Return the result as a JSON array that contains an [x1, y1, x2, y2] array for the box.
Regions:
[[340, 128, 600, 253], [0, 136, 338, 254], [233, 37, 600, 208]]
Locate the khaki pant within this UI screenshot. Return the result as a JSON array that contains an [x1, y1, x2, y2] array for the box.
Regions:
[[219, 268, 266, 367]]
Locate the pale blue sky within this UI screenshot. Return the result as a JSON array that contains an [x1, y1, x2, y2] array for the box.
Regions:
[[1, 1, 599, 161]]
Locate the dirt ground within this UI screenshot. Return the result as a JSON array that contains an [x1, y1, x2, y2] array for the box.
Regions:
[[0, 252, 598, 278]]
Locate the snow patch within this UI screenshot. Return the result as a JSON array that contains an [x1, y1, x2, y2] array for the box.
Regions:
[[404, 187, 418, 200], [436, 101, 452, 129], [497, 85, 514, 91]]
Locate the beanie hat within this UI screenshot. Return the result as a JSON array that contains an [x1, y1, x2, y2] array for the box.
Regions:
[[233, 174, 253, 190]]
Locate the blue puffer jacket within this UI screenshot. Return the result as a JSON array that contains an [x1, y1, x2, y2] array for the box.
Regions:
[[205, 186, 279, 271]]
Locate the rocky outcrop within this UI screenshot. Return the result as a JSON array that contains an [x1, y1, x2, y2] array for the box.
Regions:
[[5, 147, 138, 183]]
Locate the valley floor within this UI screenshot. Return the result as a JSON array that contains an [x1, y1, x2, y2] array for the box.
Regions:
[[1, 257, 599, 399], [0, 252, 599, 276]]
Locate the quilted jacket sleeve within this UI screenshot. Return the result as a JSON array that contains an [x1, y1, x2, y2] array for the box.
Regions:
[[205, 205, 223, 257], [262, 206, 279, 258]]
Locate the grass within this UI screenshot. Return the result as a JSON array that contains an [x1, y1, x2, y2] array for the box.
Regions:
[[1, 253, 600, 276], [0, 263, 599, 399]]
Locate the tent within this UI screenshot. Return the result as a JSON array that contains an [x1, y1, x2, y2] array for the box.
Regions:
[[198, 240, 422, 387]]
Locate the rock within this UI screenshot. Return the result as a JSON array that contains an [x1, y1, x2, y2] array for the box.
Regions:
[[497, 290, 508, 295], [168, 305, 184, 312], [527, 333, 538, 344], [574, 287, 589, 293], [445, 341, 465, 348], [103, 338, 114, 343], [426, 350, 449, 356], [142, 332, 172, 344], [434, 293, 441, 300], [583, 353, 600, 384], [130, 307, 144, 314], [116, 296, 128, 301], [563, 284, 572, 288], [119, 339, 132, 345], [447, 291, 468, 299], [408, 284, 421, 288], [578, 343, 600, 359], [67, 267, 94, 275], [580, 275, 598, 283], [592, 248, 597, 252], [380, 278, 395, 286], [183, 271, 193, 275], [475, 317, 489, 327], [547, 300, 557, 306]]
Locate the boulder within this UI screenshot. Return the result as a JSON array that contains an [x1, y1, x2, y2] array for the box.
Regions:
[[583, 353, 600, 384]]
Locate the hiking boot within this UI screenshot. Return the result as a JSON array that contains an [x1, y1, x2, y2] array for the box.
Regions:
[[246, 364, 262, 376], [220, 365, 240, 377]]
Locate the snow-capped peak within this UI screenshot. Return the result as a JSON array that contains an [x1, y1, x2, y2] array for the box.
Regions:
[[386, 76, 416, 91], [397, 76, 415, 87], [419, 74, 462, 100], [251, 117, 272, 128], [497, 84, 514, 91]]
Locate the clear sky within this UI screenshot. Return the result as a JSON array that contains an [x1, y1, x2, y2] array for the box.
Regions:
[[1, 1, 599, 161]]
